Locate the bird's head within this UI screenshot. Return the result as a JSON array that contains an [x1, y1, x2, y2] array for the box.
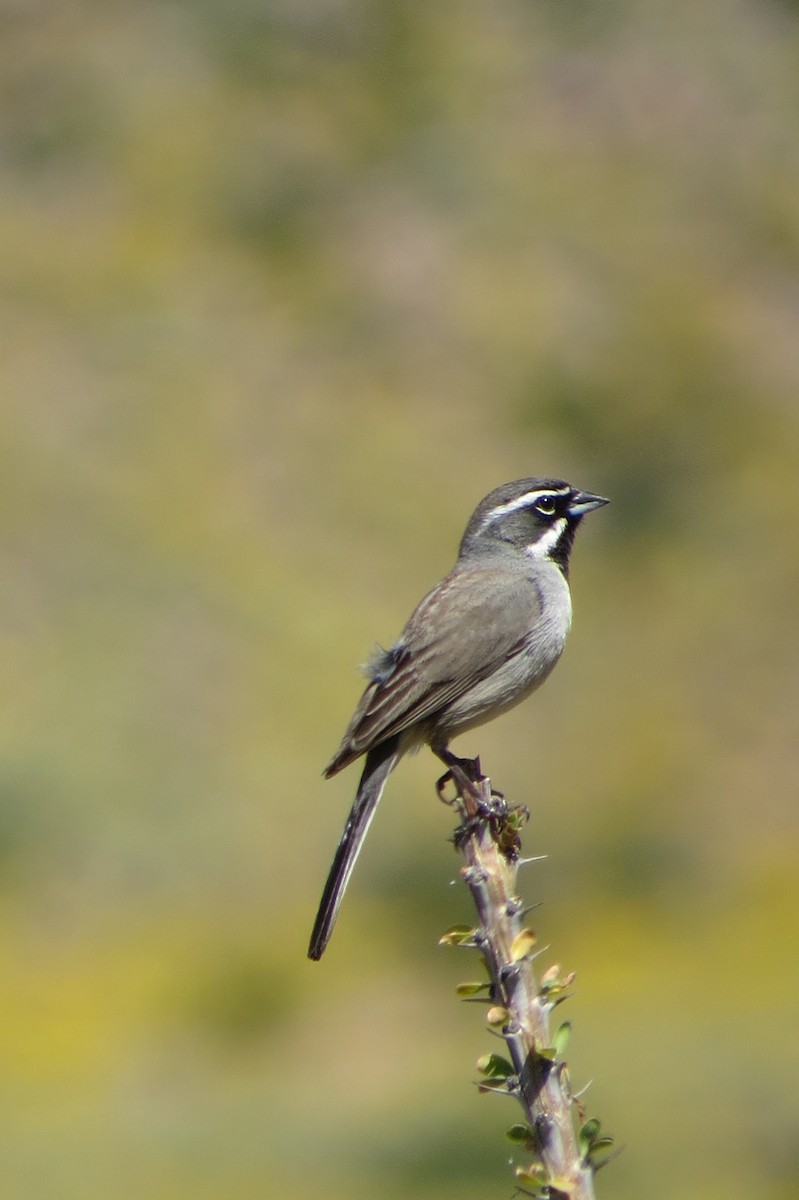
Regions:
[[459, 477, 608, 574]]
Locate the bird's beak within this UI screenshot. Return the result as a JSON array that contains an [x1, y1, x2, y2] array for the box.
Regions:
[[568, 491, 610, 516]]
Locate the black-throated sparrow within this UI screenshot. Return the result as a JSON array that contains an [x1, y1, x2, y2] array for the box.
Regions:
[[308, 477, 608, 960]]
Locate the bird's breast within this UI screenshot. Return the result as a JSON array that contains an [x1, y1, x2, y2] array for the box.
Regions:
[[525, 560, 573, 667], [431, 563, 572, 742]]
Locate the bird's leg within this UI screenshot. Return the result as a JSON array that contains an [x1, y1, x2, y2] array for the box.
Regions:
[[434, 746, 507, 819], [434, 747, 483, 802], [433, 746, 522, 854]]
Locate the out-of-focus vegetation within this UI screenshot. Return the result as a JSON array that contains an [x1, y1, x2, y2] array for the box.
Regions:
[[1, 0, 798, 1197]]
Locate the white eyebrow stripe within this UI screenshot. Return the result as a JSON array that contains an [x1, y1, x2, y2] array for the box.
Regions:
[[482, 486, 570, 525], [525, 517, 567, 559]]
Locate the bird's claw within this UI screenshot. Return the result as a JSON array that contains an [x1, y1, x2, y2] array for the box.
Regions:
[[435, 755, 484, 806]]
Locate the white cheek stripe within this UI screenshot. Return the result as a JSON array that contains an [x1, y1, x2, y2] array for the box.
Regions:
[[482, 486, 570, 526], [525, 517, 567, 559]]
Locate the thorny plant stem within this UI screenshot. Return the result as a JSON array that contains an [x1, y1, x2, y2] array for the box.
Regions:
[[440, 758, 596, 1200]]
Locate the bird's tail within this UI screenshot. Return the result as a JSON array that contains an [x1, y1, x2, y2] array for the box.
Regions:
[[307, 737, 400, 961]]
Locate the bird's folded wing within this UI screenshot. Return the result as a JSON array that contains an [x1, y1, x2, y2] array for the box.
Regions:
[[325, 564, 541, 775]]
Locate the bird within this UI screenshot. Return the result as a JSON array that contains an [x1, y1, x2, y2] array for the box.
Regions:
[[308, 477, 608, 960]]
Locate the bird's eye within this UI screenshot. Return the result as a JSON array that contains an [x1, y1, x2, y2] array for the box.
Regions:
[[534, 495, 557, 516]]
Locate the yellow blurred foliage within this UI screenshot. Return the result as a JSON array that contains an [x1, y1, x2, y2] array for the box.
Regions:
[[0, 1, 797, 1197]]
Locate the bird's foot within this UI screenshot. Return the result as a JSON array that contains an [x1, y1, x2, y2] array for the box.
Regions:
[[434, 750, 526, 858], [435, 751, 484, 806], [435, 750, 508, 819], [452, 797, 528, 858]]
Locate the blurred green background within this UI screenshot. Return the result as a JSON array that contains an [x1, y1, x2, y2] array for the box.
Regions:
[[2, 1, 799, 1197]]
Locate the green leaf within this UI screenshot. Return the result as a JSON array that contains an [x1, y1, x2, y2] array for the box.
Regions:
[[538, 966, 575, 1006], [578, 1117, 602, 1154], [456, 980, 491, 997], [476, 1052, 514, 1078], [439, 925, 478, 947], [515, 1163, 547, 1191], [590, 1139, 621, 1172], [486, 1005, 509, 1027], [505, 1123, 534, 1145], [509, 928, 538, 962], [553, 1020, 571, 1056]]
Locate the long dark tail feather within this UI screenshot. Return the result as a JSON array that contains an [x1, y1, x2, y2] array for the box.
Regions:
[[308, 736, 400, 961]]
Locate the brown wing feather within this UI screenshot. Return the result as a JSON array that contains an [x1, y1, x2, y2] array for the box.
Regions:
[[325, 564, 541, 776]]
